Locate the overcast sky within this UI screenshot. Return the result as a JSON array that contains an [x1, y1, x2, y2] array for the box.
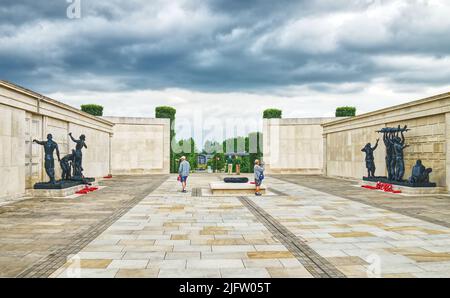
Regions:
[[1, 0, 449, 146]]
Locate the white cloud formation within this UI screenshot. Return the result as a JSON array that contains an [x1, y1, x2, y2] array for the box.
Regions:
[[47, 81, 449, 146], [1, 0, 449, 149]]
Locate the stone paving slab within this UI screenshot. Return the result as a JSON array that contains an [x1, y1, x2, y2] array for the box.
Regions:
[[3, 173, 450, 278], [261, 176, 450, 277], [0, 175, 168, 277], [273, 175, 450, 228], [239, 196, 345, 278], [53, 175, 312, 278]]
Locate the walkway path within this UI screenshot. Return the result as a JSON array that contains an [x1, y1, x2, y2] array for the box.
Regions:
[[0, 175, 168, 277], [46, 174, 450, 278]]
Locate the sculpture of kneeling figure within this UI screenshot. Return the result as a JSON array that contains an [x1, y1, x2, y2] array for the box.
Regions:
[[409, 160, 432, 184], [60, 150, 75, 180]]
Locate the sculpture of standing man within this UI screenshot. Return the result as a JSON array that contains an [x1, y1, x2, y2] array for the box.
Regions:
[[361, 139, 379, 178], [33, 134, 61, 184], [388, 125, 409, 181], [69, 133, 87, 179], [382, 128, 395, 180]]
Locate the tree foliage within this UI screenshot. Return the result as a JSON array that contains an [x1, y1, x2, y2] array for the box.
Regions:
[[203, 132, 263, 173], [155, 106, 177, 172], [173, 138, 199, 172]]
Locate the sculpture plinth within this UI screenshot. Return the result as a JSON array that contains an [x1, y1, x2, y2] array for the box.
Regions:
[[362, 176, 436, 188], [33, 178, 95, 190], [33, 132, 94, 191], [361, 125, 436, 189]]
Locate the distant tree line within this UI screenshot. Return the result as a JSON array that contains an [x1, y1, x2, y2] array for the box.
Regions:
[[155, 106, 177, 173], [204, 132, 263, 173]]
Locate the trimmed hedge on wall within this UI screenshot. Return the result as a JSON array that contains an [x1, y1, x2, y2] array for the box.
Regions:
[[335, 106, 356, 117], [155, 106, 176, 121], [155, 106, 177, 173], [263, 109, 282, 119], [81, 104, 103, 116]]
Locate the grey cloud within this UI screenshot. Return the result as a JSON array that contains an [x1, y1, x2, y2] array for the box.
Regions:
[[0, 0, 449, 95]]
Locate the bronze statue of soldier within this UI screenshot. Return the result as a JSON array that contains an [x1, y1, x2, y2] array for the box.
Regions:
[[33, 134, 61, 184], [409, 160, 432, 184], [382, 128, 395, 180], [60, 150, 75, 180], [361, 139, 379, 178], [389, 126, 409, 181], [69, 133, 87, 179]]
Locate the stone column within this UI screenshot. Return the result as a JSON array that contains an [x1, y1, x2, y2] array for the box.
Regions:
[[445, 113, 450, 192], [108, 133, 112, 175], [262, 119, 270, 173], [322, 133, 327, 176]]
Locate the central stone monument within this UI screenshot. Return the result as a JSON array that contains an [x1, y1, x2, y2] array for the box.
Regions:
[[362, 125, 436, 188], [33, 132, 95, 191], [223, 177, 249, 183]]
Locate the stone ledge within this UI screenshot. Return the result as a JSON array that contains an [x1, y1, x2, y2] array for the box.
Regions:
[[26, 182, 99, 198], [266, 168, 323, 175], [209, 182, 266, 195], [0, 192, 27, 206]]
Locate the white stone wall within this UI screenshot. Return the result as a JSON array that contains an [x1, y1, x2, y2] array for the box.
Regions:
[[0, 105, 26, 201], [105, 117, 170, 175], [68, 123, 111, 178], [263, 118, 337, 174]]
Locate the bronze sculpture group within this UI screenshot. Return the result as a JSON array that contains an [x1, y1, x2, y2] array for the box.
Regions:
[[33, 133, 89, 188], [380, 125, 410, 181], [361, 125, 435, 187]]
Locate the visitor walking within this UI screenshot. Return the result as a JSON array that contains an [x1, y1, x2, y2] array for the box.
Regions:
[[235, 155, 241, 175], [178, 156, 190, 193], [227, 155, 233, 175], [254, 159, 265, 196]]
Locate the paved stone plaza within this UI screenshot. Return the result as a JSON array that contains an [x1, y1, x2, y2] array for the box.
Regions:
[[1, 174, 450, 278]]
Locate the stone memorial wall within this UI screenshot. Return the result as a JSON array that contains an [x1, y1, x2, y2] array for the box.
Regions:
[[262, 92, 450, 191], [0, 81, 170, 202], [322, 92, 450, 189]]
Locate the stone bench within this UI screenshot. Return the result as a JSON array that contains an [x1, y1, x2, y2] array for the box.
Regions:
[[209, 182, 266, 195]]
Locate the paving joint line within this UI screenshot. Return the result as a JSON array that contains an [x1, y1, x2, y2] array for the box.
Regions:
[[267, 187, 289, 196], [238, 196, 346, 278], [191, 188, 203, 197], [16, 175, 169, 278]]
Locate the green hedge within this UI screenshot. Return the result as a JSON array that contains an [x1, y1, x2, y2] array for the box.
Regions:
[[81, 104, 103, 116], [155, 106, 176, 121], [335, 106, 356, 117], [263, 108, 282, 119], [156, 106, 177, 172]]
